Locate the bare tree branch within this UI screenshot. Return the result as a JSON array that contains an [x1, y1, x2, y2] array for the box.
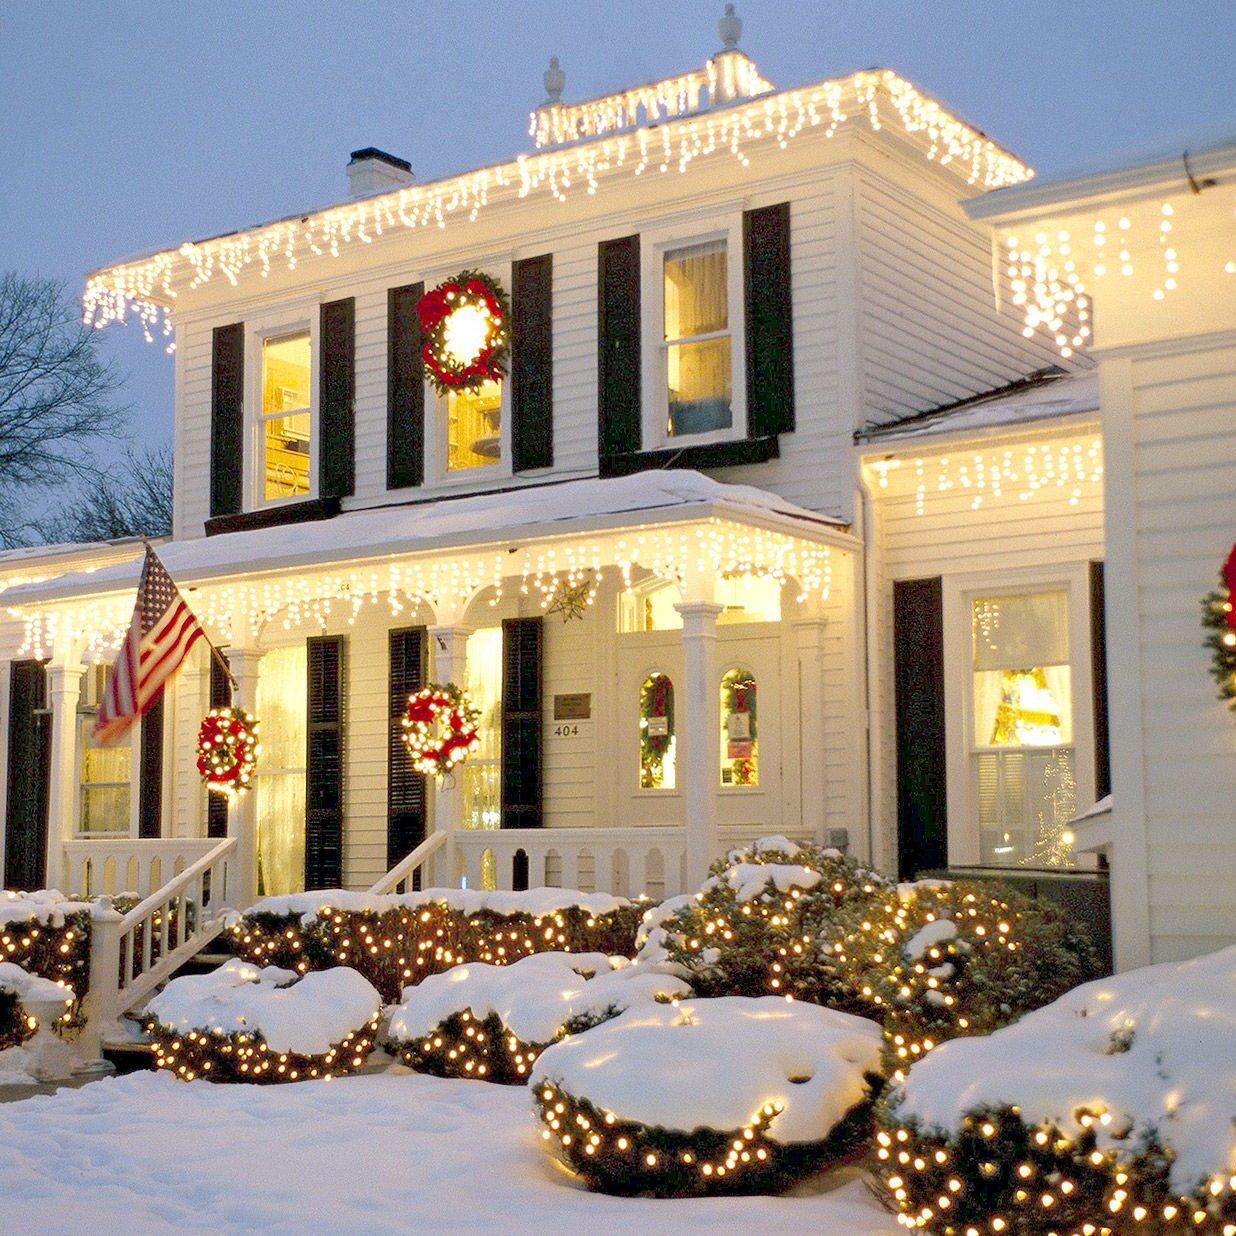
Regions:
[[35, 443, 172, 545]]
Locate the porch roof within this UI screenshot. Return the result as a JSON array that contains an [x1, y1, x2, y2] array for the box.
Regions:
[[6, 471, 854, 613]]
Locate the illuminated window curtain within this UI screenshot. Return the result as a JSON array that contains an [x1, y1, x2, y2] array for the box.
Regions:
[[261, 333, 312, 501], [664, 240, 731, 436], [639, 673, 676, 789], [719, 668, 758, 787], [79, 666, 130, 834], [255, 644, 308, 895], [447, 380, 502, 471], [462, 627, 502, 831]]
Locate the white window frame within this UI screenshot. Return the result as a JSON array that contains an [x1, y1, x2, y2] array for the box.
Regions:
[[941, 562, 1096, 869], [249, 308, 319, 510], [74, 663, 142, 839], [640, 219, 747, 450]]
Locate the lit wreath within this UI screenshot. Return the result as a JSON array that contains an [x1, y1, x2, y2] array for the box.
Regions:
[[1202, 544, 1236, 710], [196, 707, 260, 799], [402, 684, 481, 779], [416, 270, 509, 395]]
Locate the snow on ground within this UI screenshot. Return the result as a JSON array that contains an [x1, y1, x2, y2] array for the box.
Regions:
[[896, 944, 1236, 1191], [0, 1066, 899, 1235]]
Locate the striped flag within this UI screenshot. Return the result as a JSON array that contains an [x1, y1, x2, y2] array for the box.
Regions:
[[93, 546, 206, 745]]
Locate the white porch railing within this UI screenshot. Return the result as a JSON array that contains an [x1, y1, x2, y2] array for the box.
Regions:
[[80, 835, 238, 1052], [62, 837, 226, 902], [453, 827, 688, 900], [368, 832, 447, 895]]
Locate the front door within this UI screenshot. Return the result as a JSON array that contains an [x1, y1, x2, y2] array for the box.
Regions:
[[4, 661, 51, 891]]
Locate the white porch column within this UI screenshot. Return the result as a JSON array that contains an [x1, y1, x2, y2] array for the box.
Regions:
[[429, 625, 471, 888], [226, 648, 263, 910], [676, 602, 724, 886], [793, 616, 829, 848], [44, 661, 86, 893]]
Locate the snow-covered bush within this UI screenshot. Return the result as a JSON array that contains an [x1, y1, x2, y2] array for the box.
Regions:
[[229, 887, 646, 1002], [0, 891, 91, 1017], [530, 996, 883, 1197], [145, 959, 382, 1084], [0, 963, 75, 1050], [639, 838, 1097, 1068], [879, 946, 1236, 1234], [387, 951, 691, 1083]]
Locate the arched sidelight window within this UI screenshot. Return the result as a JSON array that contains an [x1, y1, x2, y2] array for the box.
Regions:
[[639, 672, 676, 789], [719, 668, 758, 787]]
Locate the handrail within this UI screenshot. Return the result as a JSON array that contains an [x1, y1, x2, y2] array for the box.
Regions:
[[368, 831, 447, 895], [117, 835, 237, 931]]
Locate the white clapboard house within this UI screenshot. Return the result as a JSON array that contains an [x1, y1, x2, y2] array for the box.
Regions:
[[20, 12, 1209, 1028]]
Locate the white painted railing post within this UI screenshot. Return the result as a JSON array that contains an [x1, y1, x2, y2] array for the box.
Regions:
[[676, 601, 724, 886], [80, 898, 124, 1057], [227, 648, 264, 910], [793, 615, 829, 847], [44, 661, 86, 892], [429, 625, 471, 888]]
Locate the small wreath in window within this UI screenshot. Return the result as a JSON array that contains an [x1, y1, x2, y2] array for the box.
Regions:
[[402, 684, 482, 779], [1202, 544, 1236, 710], [196, 707, 260, 799], [416, 270, 509, 395]]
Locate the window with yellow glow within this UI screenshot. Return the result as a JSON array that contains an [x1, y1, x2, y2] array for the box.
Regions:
[[255, 644, 307, 896], [79, 665, 130, 834], [260, 332, 312, 502], [639, 672, 676, 789], [461, 627, 502, 831], [447, 379, 502, 472], [719, 668, 758, 787], [664, 240, 732, 437]]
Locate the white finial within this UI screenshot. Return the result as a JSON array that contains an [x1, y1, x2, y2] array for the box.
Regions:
[[543, 56, 565, 105], [718, 3, 742, 51]]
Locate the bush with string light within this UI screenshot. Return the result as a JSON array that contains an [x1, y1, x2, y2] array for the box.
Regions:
[[0, 892, 92, 1022]]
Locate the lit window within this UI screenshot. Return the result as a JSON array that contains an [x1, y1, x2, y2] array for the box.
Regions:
[[663, 240, 732, 437], [639, 673, 676, 789], [79, 665, 130, 834], [447, 379, 502, 472], [972, 591, 1077, 867], [255, 644, 307, 896], [719, 669, 758, 787], [260, 332, 312, 502], [462, 627, 503, 831]]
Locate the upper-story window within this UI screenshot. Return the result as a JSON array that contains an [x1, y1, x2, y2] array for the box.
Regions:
[[663, 239, 732, 438], [447, 379, 503, 472], [260, 331, 313, 503]]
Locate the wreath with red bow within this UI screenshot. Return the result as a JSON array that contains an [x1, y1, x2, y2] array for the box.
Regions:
[[402, 683, 482, 779], [416, 270, 509, 395], [1202, 545, 1236, 711], [196, 707, 260, 799]]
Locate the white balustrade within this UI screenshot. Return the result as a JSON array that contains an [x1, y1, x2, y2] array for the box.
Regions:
[[61, 837, 225, 902], [367, 832, 447, 895]]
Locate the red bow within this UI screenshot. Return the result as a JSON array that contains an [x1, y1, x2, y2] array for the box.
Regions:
[[1225, 544, 1236, 629]]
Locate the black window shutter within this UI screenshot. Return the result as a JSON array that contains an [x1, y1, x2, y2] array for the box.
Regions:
[[305, 636, 345, 889], [1090, 561, 1111, 801], [743, 202, 795, 438], [139, 692, 164, 839], [387, 283, 425, 489], [893, 578, 947, 879], [501, 618, 543, 829], [598, 235, 642, 471], [206, 652, 232, 839], [387, 627, 427, 872], [4, 661, 50, 891], [320, 297, 356, 499], [512, 253, 554, 472], [210, 323, 245, 517]]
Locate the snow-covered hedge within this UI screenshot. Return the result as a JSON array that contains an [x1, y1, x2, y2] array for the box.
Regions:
[[530, 996, 883, 1197], [0, 963, 75, 1051], [0, 891, 91, 1018], [879, 946, 1236, 1234], [639, 838, 1098, 1069], [228, 888, 646, 1002], [387, 952, 690, 1083], [145, 959, 382, 1084]]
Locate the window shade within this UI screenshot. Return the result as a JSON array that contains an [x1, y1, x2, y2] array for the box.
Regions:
[[972, 592, 1069, 671]]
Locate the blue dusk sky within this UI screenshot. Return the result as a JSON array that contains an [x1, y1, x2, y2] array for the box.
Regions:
[[2, 1, 1234, 460]]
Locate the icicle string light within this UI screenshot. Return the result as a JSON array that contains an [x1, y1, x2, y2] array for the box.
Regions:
[[84, 68, 1030, 344]]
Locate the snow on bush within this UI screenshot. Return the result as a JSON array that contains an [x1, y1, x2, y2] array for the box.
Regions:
[[530, 996, 884, 1197], [0, 891, 91, 1015], [145, 959, 382, 1084], [879, 946, 1236, 1234], [0, 962, 75, 1051], [387, 951, 691, 1083], [229, 887, 646, 1002], [638, 838, 1098, 1072]]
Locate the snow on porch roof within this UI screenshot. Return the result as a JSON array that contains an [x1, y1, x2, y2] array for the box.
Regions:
[[855, 369, 1099, 448], [6, 471, 852, 608]]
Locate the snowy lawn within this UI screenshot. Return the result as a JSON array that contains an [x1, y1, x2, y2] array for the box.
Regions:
[[0, 1064, 898, 1235]]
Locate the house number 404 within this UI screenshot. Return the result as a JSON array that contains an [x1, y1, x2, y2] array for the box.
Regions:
[[552, 724, 581, 737]]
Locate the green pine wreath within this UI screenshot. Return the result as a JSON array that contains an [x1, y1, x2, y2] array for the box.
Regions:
[[1201, 545, 1236, 710]]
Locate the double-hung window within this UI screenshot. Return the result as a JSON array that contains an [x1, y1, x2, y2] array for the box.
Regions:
[[78, 665, 132, 835], [258, 330, 313, 504]]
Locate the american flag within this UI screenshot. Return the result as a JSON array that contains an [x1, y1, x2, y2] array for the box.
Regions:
[[93, 547, 206, 745]]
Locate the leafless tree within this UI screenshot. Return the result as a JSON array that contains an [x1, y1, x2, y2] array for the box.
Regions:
[[0, 271, 125, 545], [38, 442, 173, 543]]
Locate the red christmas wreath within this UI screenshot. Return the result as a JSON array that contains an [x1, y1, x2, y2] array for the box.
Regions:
[[196, 707, 260, 799], [416, 270, 509, 395], [402, 683, 482, 779], [1202, 544, 1236, 710]]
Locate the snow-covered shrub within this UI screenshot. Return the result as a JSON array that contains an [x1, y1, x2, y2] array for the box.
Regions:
[[878, 946, 1236, 1234], [0, 892, 91, 1017], [145, 959, 382, 1084], [639, 838, 1097, 1068], [0, 963, 75, 1050], [229, 887, 646, 1002], [387, 951, 691, 1083], [530, 996, 883, 1197]]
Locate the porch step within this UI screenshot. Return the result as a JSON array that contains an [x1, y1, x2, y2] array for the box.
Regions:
[[102, 1040, 155, 1075]]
